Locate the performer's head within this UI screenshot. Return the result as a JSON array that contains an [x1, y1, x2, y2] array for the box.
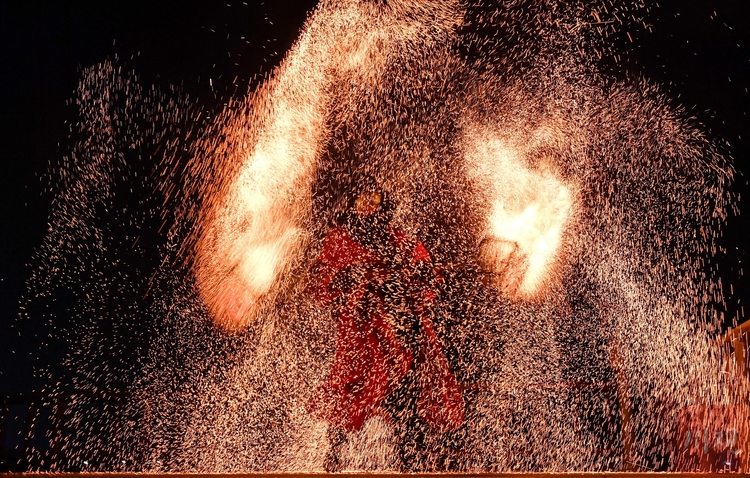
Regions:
[[355, 190, 382, 217], [351, 174, 385, 218], [345, 175, 394, 246]]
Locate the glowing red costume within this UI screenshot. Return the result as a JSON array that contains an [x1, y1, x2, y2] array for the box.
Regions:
[[311, 225, 464, 432]]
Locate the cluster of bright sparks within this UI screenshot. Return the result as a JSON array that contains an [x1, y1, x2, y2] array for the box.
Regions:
[[195, 0, 465, 331], [464, 126, 576, 298], [26, 0, 748, 473], [196, 0, 575, 330]]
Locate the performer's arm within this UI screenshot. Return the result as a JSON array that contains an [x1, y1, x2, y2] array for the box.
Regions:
[[405, 237, 443, 312]]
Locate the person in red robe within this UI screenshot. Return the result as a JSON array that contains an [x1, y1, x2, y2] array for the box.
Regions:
[[310, 182, 464, 470]]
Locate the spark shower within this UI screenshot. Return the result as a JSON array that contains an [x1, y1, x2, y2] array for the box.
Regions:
[[21, 0, 747, 473]]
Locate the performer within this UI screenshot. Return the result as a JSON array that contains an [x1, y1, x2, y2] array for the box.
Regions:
[[309, 180, 464, 470]]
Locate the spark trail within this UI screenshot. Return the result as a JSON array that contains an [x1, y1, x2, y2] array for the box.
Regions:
[[24, 0, 746, 473]]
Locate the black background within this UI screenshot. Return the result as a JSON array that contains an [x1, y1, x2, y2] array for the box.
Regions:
[[1, 0, 749, 395]]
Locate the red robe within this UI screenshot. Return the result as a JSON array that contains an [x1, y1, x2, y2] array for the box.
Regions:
[[311, 225, 464, 432]]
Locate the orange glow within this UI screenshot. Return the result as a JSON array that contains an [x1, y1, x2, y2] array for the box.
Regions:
[[466, 128, 576, 299]]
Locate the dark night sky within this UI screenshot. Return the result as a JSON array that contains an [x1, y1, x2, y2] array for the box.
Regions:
[[1, 1, 749, 394]]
